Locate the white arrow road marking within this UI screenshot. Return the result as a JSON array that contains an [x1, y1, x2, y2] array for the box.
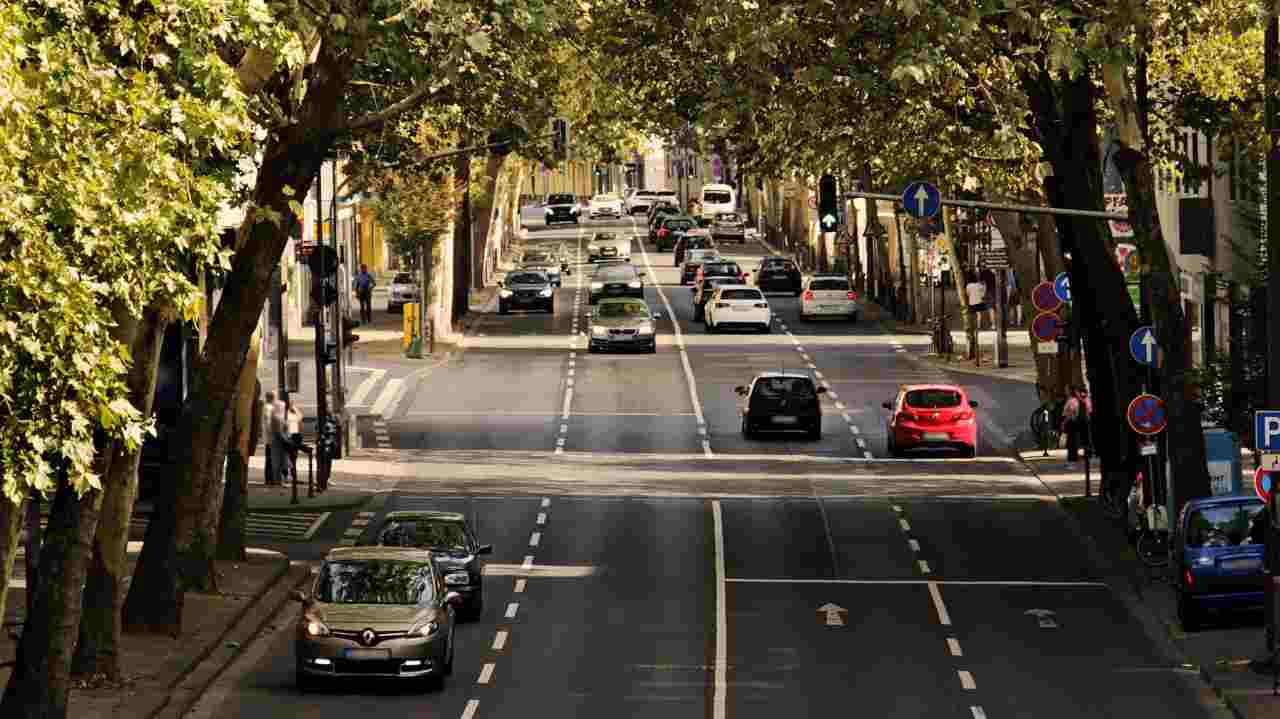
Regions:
[[818, 602, 846, 627]]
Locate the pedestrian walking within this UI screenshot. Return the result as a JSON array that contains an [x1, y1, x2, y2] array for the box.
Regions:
[[354, 263, 375, 323], [964, 270, 988, 330], [1061, 385, 1093, 462], [285, 400, 303, 485], [262, 390, 276, 484], [270, 395, 290, 486], [1008, 284, 1023, 327]]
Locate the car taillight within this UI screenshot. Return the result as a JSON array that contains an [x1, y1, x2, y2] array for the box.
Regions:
[[956, 410, 974, 421], [803, 291, 815, 301], [715, 302, 730, 308], [1184, 569, 1193, 587], [847, 291, 857, 300]]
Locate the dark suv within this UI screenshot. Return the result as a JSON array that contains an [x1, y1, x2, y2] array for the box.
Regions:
[[755, 256, 802, 295], [654, 215, 697, 252], [498, 270, 555, 314], [544, 193, 579, 225], [736, 372, 827, 440]]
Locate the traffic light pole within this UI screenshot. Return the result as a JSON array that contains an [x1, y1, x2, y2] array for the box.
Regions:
[[312, 167, 332, 493], [330, 159, 347, 458]]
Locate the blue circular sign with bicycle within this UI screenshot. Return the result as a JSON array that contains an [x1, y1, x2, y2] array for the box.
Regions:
[[1127, 393, 1167, 436]]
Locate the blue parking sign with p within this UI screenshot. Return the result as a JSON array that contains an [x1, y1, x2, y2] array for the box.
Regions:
[[1257, 411, 1280, 452]]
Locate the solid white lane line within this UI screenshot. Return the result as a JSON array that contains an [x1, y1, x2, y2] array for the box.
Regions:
[[461, 699, 480, 719], [514, 579, 526, 593], [909, 539, 921, 552], [712, 499, 727, 719], [559, 424, 568, 433], [505, 603, 519, 619], [370, 378, 404, 418], [493, 631, 508, 651], [349, 368, 388, 407], [537, 512, 547, 525], [726, 578, 1109, 587], [899, 518, 911, 532], [970, 708, 987, 719], [477, 663, 495, 684], [702, 440, 714, 458], [958, 670, 976, 690], [947, 637, 963, 656], [918, 560, 932, 574], [541, 497, 550, 508], [928, 581, 952, 625], [521, 555, 534, 569], [562, 389, 573, 419], [529, 532, 541, 547]]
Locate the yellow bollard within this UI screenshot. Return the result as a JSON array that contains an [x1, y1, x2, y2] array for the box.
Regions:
[[403, 303, 419, 353]]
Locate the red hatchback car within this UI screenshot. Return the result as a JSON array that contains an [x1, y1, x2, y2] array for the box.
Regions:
[[882, 384, 979, 458]]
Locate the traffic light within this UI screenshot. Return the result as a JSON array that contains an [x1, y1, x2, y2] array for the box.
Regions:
[[551, 118, 568, 161], [308, 245, 339, 307], [818, 174, 838, 232], [323, 318, 362, 363]]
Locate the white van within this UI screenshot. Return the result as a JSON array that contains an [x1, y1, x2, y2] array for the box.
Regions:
[[699, 184, 736, 220]]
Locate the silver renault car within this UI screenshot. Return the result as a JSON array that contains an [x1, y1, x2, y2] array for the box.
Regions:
[[293, 546, 462, 691], [588, 297, 662, 353]]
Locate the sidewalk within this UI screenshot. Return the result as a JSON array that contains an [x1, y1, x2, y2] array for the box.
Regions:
[[1024, 449, 1276, 718]]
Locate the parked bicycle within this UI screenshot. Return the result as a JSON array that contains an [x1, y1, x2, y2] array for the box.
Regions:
[[929, 313, 954, 357], [1029, 399, 1063, 456], [1134, 504, 1171, 568]]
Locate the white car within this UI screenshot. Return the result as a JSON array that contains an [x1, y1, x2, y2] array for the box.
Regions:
[[800, 274, 860, 321], [387, 272, 419, 313], [627, 189, 677, 215], [589, 193, 624, 219], [705, 285, 771, 334]]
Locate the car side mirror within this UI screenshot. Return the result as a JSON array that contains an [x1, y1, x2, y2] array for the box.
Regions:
[[882, 401, 893, 410], [969, 400, 978, 408], [477, 544, 493, 556], [445, 591, 464, 608], [816, 386, 828, 394], [734, 386, 748, 396], [290, 590, 309, 603]]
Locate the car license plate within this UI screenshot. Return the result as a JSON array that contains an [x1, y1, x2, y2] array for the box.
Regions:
[[344, 648, 390, 660], [773, 416, 797, 424], [1222, 557, 1263, 571], [924, 432, 949, 441], [733, 306, 752, 312]]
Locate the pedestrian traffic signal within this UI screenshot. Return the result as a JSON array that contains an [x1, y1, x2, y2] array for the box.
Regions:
[[818, 174, 838, 231], [551, 118, 569, 161]]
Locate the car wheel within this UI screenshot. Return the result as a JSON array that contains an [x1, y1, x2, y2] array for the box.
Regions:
[[693, 306, 704, 322], [546, 301, 555, 314], [799, 313, 809, 321], [296, 670, 317, 693], [759, 322, 770, 334], [498, 302, 509, 315], [647, 342, 657, 354], [741, 416, 753, 438], [808, 423, 822, 441], [1177, 592, 1202, 632], [964, 444, 978, 459], [850, 312, 859, 323]]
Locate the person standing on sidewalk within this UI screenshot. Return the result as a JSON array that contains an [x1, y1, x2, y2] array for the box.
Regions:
[[285, 399, 303, 485], [354, 264, 375, 324], [1008, 283, 1023, 327], [964, 270, 988, 329], [263, 390, 276, 485], [270, 395, 290, 485], [1061, 385, 1093, 462]]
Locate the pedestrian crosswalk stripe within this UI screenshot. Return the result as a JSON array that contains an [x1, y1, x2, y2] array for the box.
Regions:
[[51, 510, 331, 541]]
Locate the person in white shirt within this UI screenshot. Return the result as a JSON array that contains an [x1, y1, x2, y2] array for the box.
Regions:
[[964, 270, 988, 329]]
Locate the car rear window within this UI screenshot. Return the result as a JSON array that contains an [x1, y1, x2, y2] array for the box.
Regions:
[[507, 272, 547, 284], [377, 519, 468, 550], [666, 220, 694, 230], [811, 278, 850, 291], [905, 389, 962, 408], [703, 191, 732, 203], [753, 377, 816, 398], [720, 289, 762, 300], [763, 259, 795, 271], [703, 263, 740, 276], [1186, 502, 1265, 547]]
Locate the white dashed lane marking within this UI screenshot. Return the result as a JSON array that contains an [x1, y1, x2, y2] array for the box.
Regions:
[[948, 637, 963, 656], [477, 663, 495, 684], [505, 602, 519, 619], [514, 578, 526, 593], [460, 699, 480, 719], [958, 670, 976, 690], [493, 631, 508, 651]]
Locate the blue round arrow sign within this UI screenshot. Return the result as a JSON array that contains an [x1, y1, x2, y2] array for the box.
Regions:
[[1053, 272, 1072, 303], [1129, 326, 1160, 367], [902, 182, 941, 220]]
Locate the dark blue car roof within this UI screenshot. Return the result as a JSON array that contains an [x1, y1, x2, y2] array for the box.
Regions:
[[1184, 494, 1262, 509]]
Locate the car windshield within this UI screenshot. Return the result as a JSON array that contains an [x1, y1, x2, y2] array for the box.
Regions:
[[376, 519, 469, 551], [593, 234, 616, 242], [547, 194, 575, 205], [393, 273, 414, 284], [721, 289, 762, 301], [598, 301, 649, 318], [704, 191, 732, 203], [315, 559, 434, 605], [905, 389, 963, 408], [507, 272, 546, 285], [1186, 502, 1265, 547], [811, 278, 850, 291], [667, 221, 694, 230], [753, 377, 816, 399]]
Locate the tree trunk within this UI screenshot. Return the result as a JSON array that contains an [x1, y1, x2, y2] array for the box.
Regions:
[[124, 117, 341, 634], [454, 137, 473, 314], [472, 154, 505, 289], [1103, 59, 1211, 506], [217, 336, 262, 562], [1021, 59, 1144, 494], [73, 304, 170, 678], [0, 494, 24, 627], [0, 473, 101, 719], [22, 492, 41, 626]]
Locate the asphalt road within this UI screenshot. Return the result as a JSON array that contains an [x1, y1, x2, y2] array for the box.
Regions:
[[194, 214, 1226, 719]]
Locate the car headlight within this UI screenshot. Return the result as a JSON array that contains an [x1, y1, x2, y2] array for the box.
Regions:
[[591, 326, 607, 336], [410, 620, 440, 637], [305, 620, 330, 637], [539, 287, 553, 297], [444, 571, 471, 586], [637, 322, 654, 335], [627, 281, 642, 288], [544, 208, 553, 215], [590, 282, 603, 290], [499, 289, 513, 298], [571, 207, 580, 214]]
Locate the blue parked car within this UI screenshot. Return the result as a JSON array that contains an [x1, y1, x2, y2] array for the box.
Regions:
[[1175, 495, 1267, 631]]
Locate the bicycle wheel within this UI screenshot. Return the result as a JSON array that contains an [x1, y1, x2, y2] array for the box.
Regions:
[[1136, 531, 1170, 567], [1030, 408, 1049, 439]]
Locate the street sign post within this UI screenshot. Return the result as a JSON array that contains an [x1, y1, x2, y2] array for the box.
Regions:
[[1032, 281, 1061, 313], [1032, 311, 1065, 342], [1127, 394, 1168, 436], [1129, 326, 1161, 367], [1257, 411, 1280, 452], [1053, 272, 1072, 304], [902, 181, 941, 220]]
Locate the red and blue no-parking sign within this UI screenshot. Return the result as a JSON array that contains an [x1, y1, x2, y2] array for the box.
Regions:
[[1126, 393, 1167, 436], [1255, 467, 1275, 503]]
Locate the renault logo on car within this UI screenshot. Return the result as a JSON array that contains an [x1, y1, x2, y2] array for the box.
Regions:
[[360, 628, 376, 646]]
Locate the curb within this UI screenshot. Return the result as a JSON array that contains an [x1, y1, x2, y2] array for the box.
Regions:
[[907, 352, 1038, 385], [248, 496, 372, 514], [113, 550, 293, 719], [1017, 461, 1243, 718], [142, 559, 312, 719]]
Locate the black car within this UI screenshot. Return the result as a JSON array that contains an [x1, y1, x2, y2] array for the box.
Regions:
[[543, 193, 579, 225], [693, 275, 738, 322], [654, 215, 697, 252], [755, 256, 802, 295], [736, 372, 827, 440], [589, 264, 645, 304], [680, 249, 719, 285], [359, 510, 493, 621], [673, 233, 715, 267], [498, 270, 555, 314]]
